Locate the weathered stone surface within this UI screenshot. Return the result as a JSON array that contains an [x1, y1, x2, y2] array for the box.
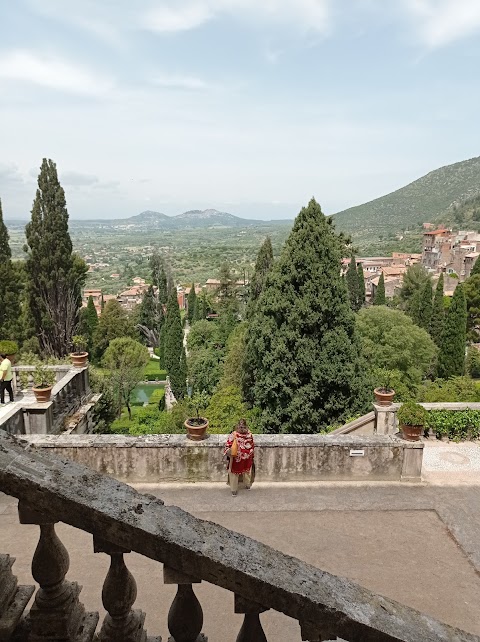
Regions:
[[18, 434, 423, 484], [0, 555, 34, 641], [0, 431, 475, 642]]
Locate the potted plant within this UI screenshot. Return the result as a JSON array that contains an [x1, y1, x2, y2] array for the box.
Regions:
[[397, 401, 428, 441], [184, 390, 210, 441], [31, 364, 56, 403], [373, 369, 395, 406], [70, 335, 89, 368]]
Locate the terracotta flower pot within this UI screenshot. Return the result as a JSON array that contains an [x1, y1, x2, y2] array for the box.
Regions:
[[374, 388, 395, 406], [184, 418, 209, 441], [33, 386, 53, 403], [401, 424, 423, 441], [70, 352, 89, 368]]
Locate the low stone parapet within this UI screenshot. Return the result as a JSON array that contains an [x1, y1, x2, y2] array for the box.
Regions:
[[21, 433, 423, 483]]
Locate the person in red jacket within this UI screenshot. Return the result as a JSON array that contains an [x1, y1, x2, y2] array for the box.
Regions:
[[223, 418, 255, 496]]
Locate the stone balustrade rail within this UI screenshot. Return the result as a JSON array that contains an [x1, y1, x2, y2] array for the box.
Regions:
[[0, 430, 477, 642]]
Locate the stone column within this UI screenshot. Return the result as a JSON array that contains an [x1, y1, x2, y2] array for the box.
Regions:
[[18, 501, 98, 641], [163, 567, 206, 642], [373, 403, 398, 435], [0, 554, 34, 640], [234, 594, 268, 642], [93, 536, 160, 642]]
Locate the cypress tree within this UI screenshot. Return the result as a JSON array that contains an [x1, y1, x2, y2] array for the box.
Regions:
[[0, 198, 22, 341], [247, 237, 274, 317], [373, 273, 386, 305], [187, 283, 197, 323], [164, 290, 186, 399], [346, 255, 360, 311], [243, 198, 369, 433], [470, 255, 480, 277], [86, 296, 99, 336], [25, 159, 87, 356], [357, 262, 366, 308], [417, 281, 433, 331], [150, 251, 169, 304], [407, 288, 422, 326], [437, 284, 467, 379], [138, 285, 157, 331], [430, 273, 445, 345]]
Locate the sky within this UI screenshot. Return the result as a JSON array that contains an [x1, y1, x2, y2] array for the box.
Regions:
[[1, 1, 480, 221]]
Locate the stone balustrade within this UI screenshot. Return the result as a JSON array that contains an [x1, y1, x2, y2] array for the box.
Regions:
[[0, 430, 477, 642]]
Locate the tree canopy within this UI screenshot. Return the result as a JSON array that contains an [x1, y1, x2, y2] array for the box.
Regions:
[[437, 284, 467, 379]]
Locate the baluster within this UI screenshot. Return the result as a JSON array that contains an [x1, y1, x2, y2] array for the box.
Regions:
[[163, 567, 207, 642], [18, 501, 99, 641], [0, 554, 34, 639], [93, 536, 161, 642], [234, 594, 268, 642]]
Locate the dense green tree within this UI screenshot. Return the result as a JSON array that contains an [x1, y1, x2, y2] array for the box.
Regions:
[[430, 274, 445, 345], [247, 237, 274, 317], [187, 283, 197, 323], [463, 273, 480, 341], [24, 159, 87, 356], [187, 319, 218, 351], [0, 198, 22, 341], [187, 347, 222, 394], [400, 264, 431, 305], [102, 338, 149, 420], [357, 263, 366, 308], [217, 262, 236, 302], [373, 273, 386, 305], [437, 284, 467, 379], [164, 290, 186, 399], [470, 254, 480, 278], [356, 307, 438, 390], [466, 346, 480, 379], [92, 299, 135, 360], [346, 255, 360, 311], [221, 322, 247, 389], [85, 296, 98, 337], [137, 285, 163, 347], [417, 281, 433, 331], [150, 251, 169, 304], [243, 198, 369, 433]]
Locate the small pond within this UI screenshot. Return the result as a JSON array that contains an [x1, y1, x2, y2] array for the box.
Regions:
[[130, 383, 165, 404]]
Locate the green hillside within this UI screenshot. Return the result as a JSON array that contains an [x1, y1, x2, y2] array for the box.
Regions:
[[332, 156, 480, 252]]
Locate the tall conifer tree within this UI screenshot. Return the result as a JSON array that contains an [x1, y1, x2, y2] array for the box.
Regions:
[[430, 273, 445, 345], [346, 255, 360, 311], [25, 159, 87, 356], [470, 255, 480, 278], [437, 284, 467, 379], [357, 263, 365, 308], [247, 237, 274, 317], [417, 281, 433, 331], [373, 273, 386, 305], [187, 283, 197, 323], [243, 198, 369, 433], [0, 198, 22, 341], [164, 290, 186, 399]]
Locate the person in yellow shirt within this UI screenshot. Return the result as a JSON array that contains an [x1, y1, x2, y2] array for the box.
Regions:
[[0, 352, 14, 404]]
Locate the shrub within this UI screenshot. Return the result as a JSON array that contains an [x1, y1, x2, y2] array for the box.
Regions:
[[426, 410, 480, 441], [206, 385, 260, 433], [466, 347, 480, 379], [148, 388, 166, 411], [418, 377, 480, 402], [0, 340, 19, 355], [397, 401, 428, 426]]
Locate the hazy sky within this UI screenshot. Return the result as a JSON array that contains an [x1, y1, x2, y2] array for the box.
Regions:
[[1, 1, 480, 221]]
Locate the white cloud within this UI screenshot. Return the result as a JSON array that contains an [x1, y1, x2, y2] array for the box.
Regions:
[[0, 50, 113, 96], [403, 0, 480, 47], [152, 73, 209, 90], [144, 0, 330, 35]]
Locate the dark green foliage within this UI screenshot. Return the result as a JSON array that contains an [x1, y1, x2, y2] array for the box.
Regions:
[[407, 287, 422, 325], [86, 296, 99, 334], [138, 285, 156, 330], [418, 376, 480, 402], [188, 347, 222, 394], [373, 273, 386, 305], [24, 159, 87, 357], [187, 283, 197, 323], [164, 290, 186, 399], [0, 199, 22, 342], [243, 198, 369, 434], [92, 299, 135, 361], [397, 401, 428, 426], [247, 237, 274, 317], [470, 254, 480, 277], [346, 255, 360, 311], [463, 273, 480, 341], [417, 281, 433, 331], [400, 264, 431, 304], [430, 274, 445, 345], [217, 262, 236, 301], [426, 409, 480, 441], [357, 263, 365, 307], [437, 284, 467, 379], [150, 251, 169, 304], [205, 385, 259, 433], [466, 346, 480, 379]]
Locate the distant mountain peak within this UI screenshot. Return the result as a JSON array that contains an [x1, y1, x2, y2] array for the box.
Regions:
[[175, 208, 235, 220]]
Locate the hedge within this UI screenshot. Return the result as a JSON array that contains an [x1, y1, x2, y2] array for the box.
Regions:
[[145, 371, 167, 381], [426, 409, 480, 441]]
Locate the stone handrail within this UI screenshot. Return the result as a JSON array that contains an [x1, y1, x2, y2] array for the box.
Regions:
[[0, 432, 477, 642]]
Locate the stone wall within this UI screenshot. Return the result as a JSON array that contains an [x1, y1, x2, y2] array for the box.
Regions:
[[22, 433, 423, 483]]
